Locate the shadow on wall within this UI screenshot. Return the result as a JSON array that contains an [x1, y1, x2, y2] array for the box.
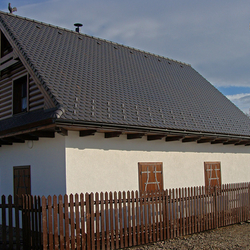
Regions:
[[66, 131, 250, 154]]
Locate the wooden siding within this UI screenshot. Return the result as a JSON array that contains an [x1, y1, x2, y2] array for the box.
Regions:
[[28, 74, 44, 111], [0, 65, 44, 120]]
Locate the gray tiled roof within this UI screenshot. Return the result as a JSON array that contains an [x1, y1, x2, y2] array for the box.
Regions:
[[1, 12, 250, 136]]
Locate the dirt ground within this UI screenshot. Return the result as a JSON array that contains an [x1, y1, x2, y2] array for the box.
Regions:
[[127, 222, 250, 250]]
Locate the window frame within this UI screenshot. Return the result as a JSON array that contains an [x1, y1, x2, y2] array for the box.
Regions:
[[12, 74, 29, 115]]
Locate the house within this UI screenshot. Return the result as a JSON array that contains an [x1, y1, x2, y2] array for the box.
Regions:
[[0, 11, 249, 197]]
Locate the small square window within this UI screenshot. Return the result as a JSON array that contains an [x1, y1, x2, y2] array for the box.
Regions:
[[138, 162, 163, 193], [13, 75, 28, 114], [204, 162, 221, 193]]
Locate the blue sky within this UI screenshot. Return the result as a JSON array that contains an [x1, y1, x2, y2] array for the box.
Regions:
[[1, 1, 250, 114]]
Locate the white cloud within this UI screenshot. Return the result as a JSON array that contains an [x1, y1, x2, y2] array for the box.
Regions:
[[227, 93, 250, 114]]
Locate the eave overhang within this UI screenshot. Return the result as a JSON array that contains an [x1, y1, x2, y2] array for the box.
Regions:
[[1, 118, 250, 147]]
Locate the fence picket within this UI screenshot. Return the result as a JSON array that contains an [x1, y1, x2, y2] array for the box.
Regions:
[[144, 193, 149, 244], [7, 196, 13, 249], [194, 187, 197, 234], [110, 192, 114, 250], [202, 186, 205, 232], [135, 191, 140, 245], [159, 191, 163, 241], [75, 194, 81, 250], [69, 194, 75, 249], [58, 195, 64, 250], [175, 189, 179, 238], [147, 192, 152, 243], [131, 191, 136, 245], [14, 196, 21, 250], [162, 190, 167, 240], [114, 192, 119, 249], [140, 192, 144, 245], [95, 192, 100, 250], [105, 192, 110, 250], [53, 195, 59, 250], [151, 192, 156, 241], [42, 196, 47, 250], [198, 187, 201, 233], [225, 184, 229, 226], [89, 193, 95, 250], [30, 196, 35, 249], [156, 192, 160, 241], [123, 191, 128, 248], [179, 188, 183, 237], [127, 191, 132, 247], [80, 193, 86, 250], [85, 193, 91, 250], [118, 191, 123, 249], [165, 190, 169, 239], [248, 183, 250, 220], [169, 189, 173, 239], [64, 194, 70, 250], [184, 188, 187, 236], [34, 196, 38, 248]]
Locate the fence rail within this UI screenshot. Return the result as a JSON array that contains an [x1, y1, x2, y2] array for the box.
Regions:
[[0, 183, 249, 250]]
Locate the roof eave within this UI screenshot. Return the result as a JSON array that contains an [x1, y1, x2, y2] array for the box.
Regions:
[[54, 118, 250, 141]]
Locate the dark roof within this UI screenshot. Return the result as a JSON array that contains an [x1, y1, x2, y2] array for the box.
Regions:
[[1, 11, 250, 137]]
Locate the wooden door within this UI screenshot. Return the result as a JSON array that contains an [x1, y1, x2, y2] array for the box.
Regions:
[[13, 166, 31, 205]]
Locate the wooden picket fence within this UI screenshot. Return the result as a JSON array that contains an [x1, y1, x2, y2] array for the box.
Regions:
[[0, 195, 42, 249], [0, 183, 249, 250]]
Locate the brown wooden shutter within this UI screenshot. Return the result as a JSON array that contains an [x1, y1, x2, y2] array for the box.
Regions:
[[204, 162, 221, 193], [13, 166, 31, 205], [138, 162, 163, 193]]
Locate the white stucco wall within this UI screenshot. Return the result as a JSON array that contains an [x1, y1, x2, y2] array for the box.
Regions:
[[65, 131, 250, 194], [0, 134, 66, 196], [1, 130, 249, 197]]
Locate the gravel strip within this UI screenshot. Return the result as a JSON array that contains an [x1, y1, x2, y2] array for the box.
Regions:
[[127, 222, 250, 250]]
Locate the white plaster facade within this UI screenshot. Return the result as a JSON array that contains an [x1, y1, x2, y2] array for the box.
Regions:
[[0, 131, 249, 196], [0, 134, 66, 196]]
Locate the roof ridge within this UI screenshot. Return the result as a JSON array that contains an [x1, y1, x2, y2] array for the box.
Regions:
[[0, 11, 190, 66]]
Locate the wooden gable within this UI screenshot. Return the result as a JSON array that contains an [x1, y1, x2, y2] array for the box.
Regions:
[[0, 30, 46, 120]]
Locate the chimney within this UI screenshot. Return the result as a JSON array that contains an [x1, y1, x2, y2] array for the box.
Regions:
[[74, 23, 83, 33]]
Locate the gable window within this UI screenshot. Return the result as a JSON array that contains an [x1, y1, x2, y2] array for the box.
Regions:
[[204, 162, 221, 193], [1, 31, 13, 57], [13, 75, 28, 114], [138, 162, 163, 193], [13, 166, 31, 206]]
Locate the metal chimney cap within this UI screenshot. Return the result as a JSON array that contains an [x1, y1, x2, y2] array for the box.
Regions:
[[74, 23, 83, 27], [74, 23, 83, 33]]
